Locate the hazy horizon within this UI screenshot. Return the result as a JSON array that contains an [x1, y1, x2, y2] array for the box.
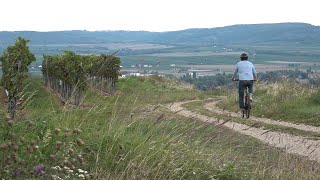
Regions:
[[0, 22, 318, 33]]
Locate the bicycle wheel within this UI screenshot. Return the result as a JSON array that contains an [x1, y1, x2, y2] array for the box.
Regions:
[[246, 106, 250, 118], [245, 93, 251, 118]]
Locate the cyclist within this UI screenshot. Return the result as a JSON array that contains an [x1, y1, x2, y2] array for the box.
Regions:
[[231, 52, 257, 113]]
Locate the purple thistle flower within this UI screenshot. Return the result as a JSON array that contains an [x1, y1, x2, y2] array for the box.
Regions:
[[13, 169, 21, 177], [33, 164, 45, 175]]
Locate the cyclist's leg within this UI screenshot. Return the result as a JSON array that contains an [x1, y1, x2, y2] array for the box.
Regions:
[[238, 81, 245, 109], [247, 81, 254, 100]]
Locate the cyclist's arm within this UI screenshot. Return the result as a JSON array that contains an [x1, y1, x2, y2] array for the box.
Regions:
[[252, 65, 257, 80]]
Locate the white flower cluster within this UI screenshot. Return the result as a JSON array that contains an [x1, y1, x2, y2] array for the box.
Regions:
[[76, 168, 89, 179], [51, 166, 91, 179]]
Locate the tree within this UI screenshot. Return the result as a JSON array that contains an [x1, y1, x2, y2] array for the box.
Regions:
[[0, 37, 36, 118]]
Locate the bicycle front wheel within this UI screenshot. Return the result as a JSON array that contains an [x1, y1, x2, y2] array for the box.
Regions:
[[246, 106, 250, 118]]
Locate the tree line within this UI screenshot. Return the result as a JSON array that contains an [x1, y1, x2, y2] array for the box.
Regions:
[[179, 69, 320, 91]]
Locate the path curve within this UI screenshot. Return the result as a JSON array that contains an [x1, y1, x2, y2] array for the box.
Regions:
[[205, 99, 320, 133], [168, 101, 320, 163]]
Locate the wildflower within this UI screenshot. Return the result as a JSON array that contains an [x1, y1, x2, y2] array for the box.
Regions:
[[34, 164, 45, 175], [13, 169, 21, 178], [51, 166, 61, 170], [78, 174, 85, 178], [67, 169, 74, 173]]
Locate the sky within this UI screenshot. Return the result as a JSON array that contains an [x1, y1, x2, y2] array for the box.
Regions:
[[1, 0, 319, 32]]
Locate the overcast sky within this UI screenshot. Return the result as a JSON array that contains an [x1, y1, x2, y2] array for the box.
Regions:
[[1, 0, 319, 32]]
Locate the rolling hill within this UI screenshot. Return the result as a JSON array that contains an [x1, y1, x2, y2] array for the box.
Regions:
[[1, 23, 320, 46]]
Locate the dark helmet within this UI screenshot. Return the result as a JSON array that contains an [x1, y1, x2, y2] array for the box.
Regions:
[[240, 53, 248, 60]]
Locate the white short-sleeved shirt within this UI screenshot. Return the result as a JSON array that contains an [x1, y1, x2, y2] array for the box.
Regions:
[[234, 61, 256, 80]]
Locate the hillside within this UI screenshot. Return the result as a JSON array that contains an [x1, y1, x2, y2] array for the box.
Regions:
[[1, 22, 320, 77], [1, 77, 320, 179], [1, 23, 320, 46]]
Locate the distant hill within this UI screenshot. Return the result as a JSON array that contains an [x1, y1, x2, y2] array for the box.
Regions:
[[1, 23, 320, 46]]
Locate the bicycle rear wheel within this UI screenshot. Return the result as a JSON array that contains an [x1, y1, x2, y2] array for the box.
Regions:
[[245, 94, 251, 118]]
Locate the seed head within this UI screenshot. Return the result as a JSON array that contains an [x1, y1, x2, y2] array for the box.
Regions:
[[0, 143, 9, 150], [11, 144, 19, 152], [31, 140, 37, 146], [54, 128, 61, 135], [49, 154, 56, 161], [27, 121, 34, 128], [64, 128, 71, 133], [76, 138, 85, 146], [56, 141, 63, 149], [7, 120, 14, 127], [27, 145, 34, 153], [73, 128, 82, 135], [68, 148, 75, 155]]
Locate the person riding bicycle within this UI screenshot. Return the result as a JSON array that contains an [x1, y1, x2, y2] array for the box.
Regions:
[[231, 53, 257, 113]]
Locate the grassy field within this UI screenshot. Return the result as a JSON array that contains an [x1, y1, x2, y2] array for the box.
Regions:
[[1, 76, 320, 179]]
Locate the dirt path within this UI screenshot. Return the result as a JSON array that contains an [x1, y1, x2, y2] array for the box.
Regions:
[[205, 99, 320, 133], [167, 101, 320, 163]]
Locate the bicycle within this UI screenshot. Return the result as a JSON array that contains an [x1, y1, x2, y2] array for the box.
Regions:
[[234, 79, 254, 118]]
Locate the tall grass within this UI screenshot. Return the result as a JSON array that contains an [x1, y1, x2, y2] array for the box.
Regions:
[[1, 77, 320, 179]]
